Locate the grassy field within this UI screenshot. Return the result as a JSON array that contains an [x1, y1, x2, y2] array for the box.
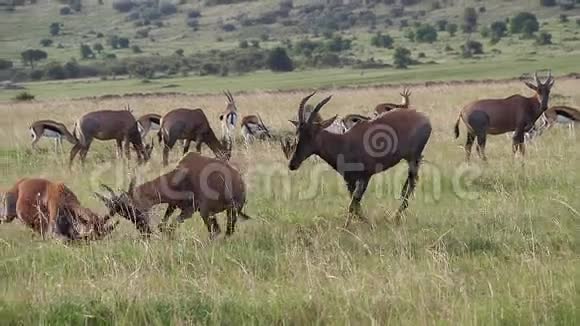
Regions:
[[0, 80, 578, 324]]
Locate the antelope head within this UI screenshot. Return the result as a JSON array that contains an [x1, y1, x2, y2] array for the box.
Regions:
[[523, 70, 555, 112], [223, 90, 237, 112], [94, 178, 152, 235], [288, 92, 336, 170]]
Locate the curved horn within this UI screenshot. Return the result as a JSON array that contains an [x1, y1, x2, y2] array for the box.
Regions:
[[298, 91, 317, 123], [94, 192, 111, 204], [533, 71, 539, 85], [257, 114, 272, 138], [228, 90, 235, 103], [128, 176, 136, 196], [99, 184, 116, 198], [307, 96, 332, 125]]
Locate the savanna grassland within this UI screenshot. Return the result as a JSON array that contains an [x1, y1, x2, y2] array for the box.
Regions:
[[0, 80, 579, 324]]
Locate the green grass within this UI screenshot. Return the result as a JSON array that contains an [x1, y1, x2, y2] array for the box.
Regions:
[[0, 82, 579, 324]]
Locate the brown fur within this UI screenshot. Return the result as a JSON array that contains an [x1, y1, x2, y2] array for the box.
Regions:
[[29, 120, 77, 148], [1, 178, 117, 240], [159, 108, 232, 166], [70, 110, 152, 168], [137, 113, 162, 138], [288, 92, 431, 225], [96, 152, 249, 238]]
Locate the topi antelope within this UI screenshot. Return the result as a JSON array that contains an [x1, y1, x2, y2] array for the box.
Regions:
[[241, 114, 272, 144], [527, 105, 580, 139], [289, 104, 346, 134], [159, 108, 232, 166], [218, 90, 239, 141], [96, 152, 250, 239], [1, 178, 118, 241], [29, 120, 77, 152], [286, 92, 432, 226], [374, 88, 412, 115], [454, 71, 555, 162], [70, 110, 153, 168], [137, 113, 161, 140]]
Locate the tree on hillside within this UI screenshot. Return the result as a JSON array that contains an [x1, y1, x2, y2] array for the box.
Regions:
[[462, 7, 478, 34], [490, 21, 507, 43], [49, 22, 62, 36], [415, 24, 438, 43], [393, 47, 412, 69], [267, 47, 294, 72], [510, 12, 539, 35], [0, 59, 13, 70], [21, 49, 48, 69], [93, 43, 104, 54], [447, 23, 458, 37], [80, 44, 94, 59], [371, 32, 394, 48]]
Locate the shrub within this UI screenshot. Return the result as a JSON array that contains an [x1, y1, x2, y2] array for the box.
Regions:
[[480, 26, 490, 38], [267, 47, 294, 72], [136, 28, 149, 38], [251, 40, 260, 48], [510, 12, 539, 34], [405, 29, 415, 42], [59, 6, 71, 15], [187, 18, 199, 29], [436, 19, 448, 31], [222, 23, 236, 32], [64, 59, 80, 78], [175, 49, 184, 56], [461, 40, 483, 57], [536, 31, 552, 45], [13, 92, 35, 101], [393, 47, 412, 69], [371, 32, 393, 48], [80, 44, 94, 59], [0, 59, 13, 70], [132, 45, 142, 53], [188, 9, 201, 18], [40, 39, 53, 47], [29, 70, 44, 80], [159, 2, 177, 15], [239, 40, 249, 48], [44, 61, 67, 79], [415, 24, 438, 43], [49, 22, 61, 36], [112, 0, 134, 13], [462, 7, 478, 34], [490, 21, 507, 42], [199, 62, 221, 76], [109, 35, 119, 49], [93, 43, 104, 53], [560, 14, 569, 23], [118, 37, 130, 48], [577, 18, 580, 27], [141, 8, 161, 20], [447, 23, 458, 36]]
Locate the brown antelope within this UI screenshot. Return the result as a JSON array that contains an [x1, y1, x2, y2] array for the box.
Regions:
[[29, 120, 77, 152], [289, 104, 346, 134], [342, 114, 371, 131], [286, 92, 432, 226], [374, 88, 412, 115], [241, 114, 272, 144], [218, 90, 239, 141], [159, 108, 232, 166], [95, 152, 250, 239], [527, 105, 580, 138], [1, 178, 118, 240], [454, 71, 555, 161], [69, 110, 153, 168], [137, 113, 161, 140]]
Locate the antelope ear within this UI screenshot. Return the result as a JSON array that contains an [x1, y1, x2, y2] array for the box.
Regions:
[[524, 81, 537, 91], [288, 120, 299, 127], [317, 115, 338, 129], [219, 115, 224, 121]]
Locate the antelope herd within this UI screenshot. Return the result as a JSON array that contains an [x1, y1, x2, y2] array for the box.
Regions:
[[2, 71, 579, 242]]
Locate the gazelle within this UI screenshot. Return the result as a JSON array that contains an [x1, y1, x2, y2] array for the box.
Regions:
[[159, 108, 232, 166], [374, 88, 412, 115], [527, 105, 580, 139], [137, 113, 161, 140], [454, 71, 554, 161], [1, 178, 118, 240], [286, 92, 432, 226], [95, 152, 251, 239], [218, 90, 239, 141], [29, 120, 77, 152], [241, 114, 272, 144], [69, 110, 153, 168], [342, 114, 371, 131]]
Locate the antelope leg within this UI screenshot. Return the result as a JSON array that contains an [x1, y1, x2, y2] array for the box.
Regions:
[[158, 204, 177, 233], [396, 159, 420, 223], [345, 177, 370, 227]]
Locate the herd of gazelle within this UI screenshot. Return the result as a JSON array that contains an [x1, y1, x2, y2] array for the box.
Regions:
[[4, 72, 579, 240]]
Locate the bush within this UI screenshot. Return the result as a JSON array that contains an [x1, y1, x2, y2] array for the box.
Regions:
[[0, 59, 13, 70], [560, 14, 569, 23], [159, 2, 177, 15], [251, 40, 260, 48], [187, 18, 199, 29], [136, 28, 149, 38], [461, 40, 483, 57], [141, 7, 161, 20], [539, 0, 556, 6], [59, 6, 71, 15], [536, 31, 552, 45], [239, 40, 249, 48], [199, 62, 221, 76], [490, 21, 507, 42], [80, 44, 94, 59], [447, 23, 458, 36], [480, 26, 490, 38], [93, 43, 104, 53], [415, 24, 438, 43], [222, 23, 236, 32], [175, 49, 184, 56], [49, 22, 61, 36], [267, 47, 294, 72], [187, 9, 201, 18], [393, 47, 412, 69], [462, 7, 478, 34], [64, 59, 80, 78], [112, 0, 134, 13], [132, 45, 142, 53], [404, 29, 415, 42], [436, 19, 448, 31], [370, 32, 393, 48], [13, 92, 35, 101], [118, 37, 130, 48], [510, 12, 539, 35], [577, 18, 580, 27], [44, 61, 67, 79], [40, 39, 53, 47]]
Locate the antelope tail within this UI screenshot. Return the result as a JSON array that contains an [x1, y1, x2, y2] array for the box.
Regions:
[[454, 115, 461, 139], [74, 121, 86, 146]]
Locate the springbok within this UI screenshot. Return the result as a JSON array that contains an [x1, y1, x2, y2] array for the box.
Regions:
[[286, 92, 432, 226], [1, 178, 118, 240], [137, 113, 161, 140], [342, 114, 371, 131], [374, 88, 412, 115], [454, 71, 555, 161], [69, 110, 153, 168], [527, 105, 580, 138], [159, 108, 232, 166], [29, 120, 77, 152], [95, 152, 250, 239], [218, 90, 238, 141], [241, 114, 272, 144]]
